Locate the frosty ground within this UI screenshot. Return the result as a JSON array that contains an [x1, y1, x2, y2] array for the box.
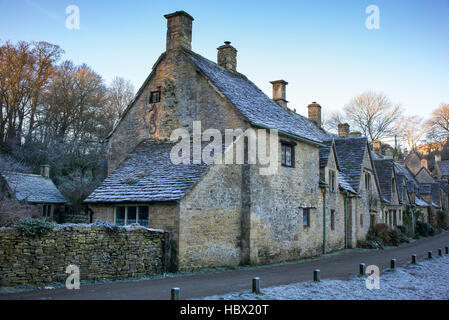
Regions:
[[202, 255, 449, 300]]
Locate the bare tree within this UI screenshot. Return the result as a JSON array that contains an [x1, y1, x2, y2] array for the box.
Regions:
[[323, 110, 345, 133], [344, 91, 402, 142], [429, 103, 449, 138], [394, 115, 430, 150], [106, 77, 134, 121]]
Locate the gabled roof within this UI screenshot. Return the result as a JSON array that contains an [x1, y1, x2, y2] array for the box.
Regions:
[[84, 140, 209, 204], [319, 140, 340, 170], [418, 183, 432, 195], [184, 50, 327, 146], [1, 172, 67, 204], [437, 160, 449, 177], [374, 159, 394, 203], [394, 162, 419, 193], [333, 137, 368, 193]]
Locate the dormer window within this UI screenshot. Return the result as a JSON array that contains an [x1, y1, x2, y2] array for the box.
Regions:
[[149, 90, 161, 103]]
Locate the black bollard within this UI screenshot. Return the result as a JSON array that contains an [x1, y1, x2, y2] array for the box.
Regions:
[[314, 269, 320, 282], [412, 254, 417, 264], [359, 263, 366, 276], [171, 287, 180, 300], [446, 247, 449, 254], [390, 259, 396, 269], [438, 248, 443, 256], [252, 277, 260, 294], [428, 251, 432, 259]]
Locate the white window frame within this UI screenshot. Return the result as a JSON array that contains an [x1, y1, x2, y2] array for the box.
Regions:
[[114, 205, 149, 226]]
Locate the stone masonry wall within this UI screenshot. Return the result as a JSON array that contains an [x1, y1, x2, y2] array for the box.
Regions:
[[108, 49, 246, 174], [0, 224, 168, 287]]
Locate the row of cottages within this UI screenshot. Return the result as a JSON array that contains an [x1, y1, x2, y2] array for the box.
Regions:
[[0, 165, 67, 219], [372, 142, 449, 228], [84, 11, 446, 271]]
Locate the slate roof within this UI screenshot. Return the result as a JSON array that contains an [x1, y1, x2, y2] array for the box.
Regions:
[[437, 161, 449, 177], [394, 163, 419, 193], [438, 179, 449, 194], [184, 50, 327, 145], [84, 140, 209, 204], [374, 159, 395, 204], [333, 137, 368, 193], [1, 172, 67, 204], [415, 196, 429, 207], [319, 140, 333, 168], [431, 183, 441, 208]]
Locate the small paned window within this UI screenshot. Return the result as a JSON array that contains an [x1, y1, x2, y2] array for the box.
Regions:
[[149, 90, 161, 103], [281, 143, 294, 167], [303, 208, 310, 228]]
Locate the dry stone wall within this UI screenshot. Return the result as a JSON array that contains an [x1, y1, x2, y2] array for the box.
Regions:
[[0, 223, 168, 287]]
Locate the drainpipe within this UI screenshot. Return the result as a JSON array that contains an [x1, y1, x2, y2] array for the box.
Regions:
[[344, 191, 349, 249], [321, 186, 328, 254]]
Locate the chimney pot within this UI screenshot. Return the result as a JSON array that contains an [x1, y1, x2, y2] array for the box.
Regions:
[[217, 41, 237, 71], [338, 123, 350, 138], [373, 140, 381, 153], [270, 80, 289, 111], [308, 102, 322, 127], [421, 159, 428, 169], [40, 165, 50, 179], [435, 154, 441, 163], [164, 11, 194, 51]]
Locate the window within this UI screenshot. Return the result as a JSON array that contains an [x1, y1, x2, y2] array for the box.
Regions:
[[303, 208, 310, 228], [360, 213, 363, 227], [115, 206, 149, 227], [365, 172, 371, 191], [329, 170, 336, 192], [41, 204, 51, 218], [149, 90, 161, 103], [281, 141, 295, 167], [330, 209, 335, 230]]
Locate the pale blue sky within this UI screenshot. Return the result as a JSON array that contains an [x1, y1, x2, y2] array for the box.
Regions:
[[1, 0, 448, 120]]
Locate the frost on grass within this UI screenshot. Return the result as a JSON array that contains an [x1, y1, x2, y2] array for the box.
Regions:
[[203, 256, 449, 300]]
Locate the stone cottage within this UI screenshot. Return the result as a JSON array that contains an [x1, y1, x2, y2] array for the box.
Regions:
[[85, 11, 382, 270], [0, 165, 67, 220]]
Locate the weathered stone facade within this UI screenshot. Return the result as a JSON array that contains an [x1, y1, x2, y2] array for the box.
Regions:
[[0, 224, 168, 287]]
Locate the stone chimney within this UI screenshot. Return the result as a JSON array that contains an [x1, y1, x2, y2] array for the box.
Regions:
[[40, 165, 50, 179], [307, 102, 322, 127], [164, 11, 194, 51], [435, 154, 441, 163], [217, 41, 237, 72], [373, 140, 381, 153], [421, 159, 428, 169], [270, 80, 289, 111], [338, 123, 350, 138]]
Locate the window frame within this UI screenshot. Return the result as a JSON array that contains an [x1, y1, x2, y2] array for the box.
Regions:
[[114, 205, 150, 227], [280, 140, 296, 168], [329, 170, 336, 192], [303, 208, 311, 228], [149, 90, 161, 104]]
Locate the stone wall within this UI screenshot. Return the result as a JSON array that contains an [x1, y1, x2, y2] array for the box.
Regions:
[[247, 137, 323, 264], [107, 49, 246, 173], [0, 223, 168, 287]]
